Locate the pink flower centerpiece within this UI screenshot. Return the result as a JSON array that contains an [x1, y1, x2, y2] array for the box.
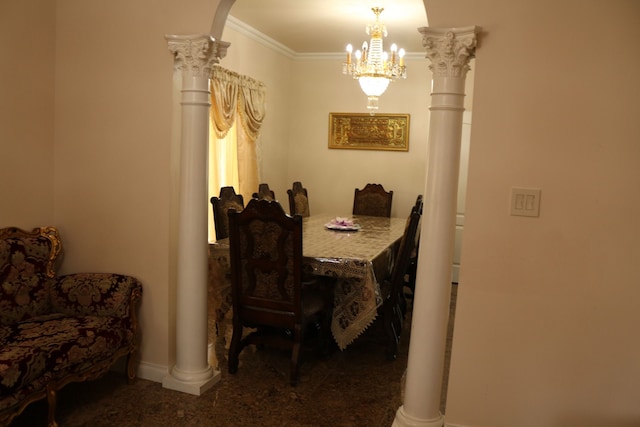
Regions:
[[331, 217, 354, 227], [325, 217, 361, 231]]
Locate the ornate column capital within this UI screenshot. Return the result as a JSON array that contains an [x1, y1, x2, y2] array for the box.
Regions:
[[419, 26, 479, 79], [165, 34, 229, 78]]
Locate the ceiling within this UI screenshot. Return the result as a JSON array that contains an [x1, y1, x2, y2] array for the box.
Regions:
[[226, 0, 428, 54]]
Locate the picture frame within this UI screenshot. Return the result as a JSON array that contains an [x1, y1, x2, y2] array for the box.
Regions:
[[328, 113, 410, 151]]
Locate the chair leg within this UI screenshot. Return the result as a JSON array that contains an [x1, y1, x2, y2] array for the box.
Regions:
[[398, 289, 408, 316], [403, 260, 417, 301], [289, 324, 303, 386], [46, 383, 59, 427], [320, 306, 334, 356], [383, 300, 403, 360], [126, 350, 137, 384], [228, 322, 243, 374]]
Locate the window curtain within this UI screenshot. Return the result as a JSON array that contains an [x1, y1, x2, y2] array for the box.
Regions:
[[209, 66, 266, 200], [208, 122, 238, 199]]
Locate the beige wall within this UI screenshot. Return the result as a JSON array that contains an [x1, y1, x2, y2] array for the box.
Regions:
[[285, 57, 431, 217], [8, 4, 639, 424], [52, 0, 218, 375], [426, 1, 640, 426], [1, 0, 431, 379], [0, 0, 56, 227], [217, 25, 293, 205]]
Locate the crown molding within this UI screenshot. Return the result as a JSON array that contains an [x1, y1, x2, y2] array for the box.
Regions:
[[225, 15, 425, 61], [225, 15, 296, 59]]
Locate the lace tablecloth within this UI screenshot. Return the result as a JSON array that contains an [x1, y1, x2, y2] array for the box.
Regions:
[[209, 214, 406, 350]]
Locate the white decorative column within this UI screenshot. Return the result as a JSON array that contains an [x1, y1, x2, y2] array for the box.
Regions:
[[393, 27, 478, 427], [163, 34, 228, 395]]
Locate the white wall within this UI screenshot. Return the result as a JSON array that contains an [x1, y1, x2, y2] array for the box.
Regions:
[[426, 1, 640, 426]]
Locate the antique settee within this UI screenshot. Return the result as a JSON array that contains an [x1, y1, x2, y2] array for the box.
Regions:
[[0, 226, 142, 426]]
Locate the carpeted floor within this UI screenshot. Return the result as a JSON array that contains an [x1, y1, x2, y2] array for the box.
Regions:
[[10, 285, 457, 427]]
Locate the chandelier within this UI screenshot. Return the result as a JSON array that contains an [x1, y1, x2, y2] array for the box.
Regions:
[[342, 6, 407, 112]]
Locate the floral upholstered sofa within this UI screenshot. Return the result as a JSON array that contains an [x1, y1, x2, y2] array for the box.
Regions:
[[0, 226, 142, 427]]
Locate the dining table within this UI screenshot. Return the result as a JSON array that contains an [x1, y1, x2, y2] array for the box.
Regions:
[[208, 213, 407, 353]]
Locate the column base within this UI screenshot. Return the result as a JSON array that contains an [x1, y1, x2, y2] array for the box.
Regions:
[[392, 405, 444, 427], [162, 366, 221, 396]]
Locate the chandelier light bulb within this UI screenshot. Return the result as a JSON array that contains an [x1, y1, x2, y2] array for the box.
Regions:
[[345, 44, 353, 66]]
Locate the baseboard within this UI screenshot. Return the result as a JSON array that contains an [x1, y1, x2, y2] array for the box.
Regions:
[[136, 360, 170, 383], [106, 357, 168, 384]]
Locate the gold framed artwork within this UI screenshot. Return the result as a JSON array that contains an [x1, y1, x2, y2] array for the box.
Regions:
[[328, 113, 410, 151]]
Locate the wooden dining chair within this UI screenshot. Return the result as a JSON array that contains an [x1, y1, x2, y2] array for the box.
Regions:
[[404, 195, 424, 297], [210, 186, 245, 241], [227, 198, 332, 386], [252, 183, 276, 201], [414, 194, 424, 215], [379, 208, 420, 360], [287, 181, 310, 217], [353, 183, 393, 217]]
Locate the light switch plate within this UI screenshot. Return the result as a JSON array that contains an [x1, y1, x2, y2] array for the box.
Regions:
[[510, 187, 541, 217]]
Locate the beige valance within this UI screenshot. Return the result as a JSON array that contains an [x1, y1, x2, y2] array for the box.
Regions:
[[210, 66, 266, 140]]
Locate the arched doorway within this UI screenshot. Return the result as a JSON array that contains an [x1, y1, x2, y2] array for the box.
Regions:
[[166, 3, 477, 426]]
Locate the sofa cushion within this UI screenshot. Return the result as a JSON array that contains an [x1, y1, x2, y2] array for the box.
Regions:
[[0, 238, 54, 326], [0, 315, 127, 398], [50, 273, 138, 318]]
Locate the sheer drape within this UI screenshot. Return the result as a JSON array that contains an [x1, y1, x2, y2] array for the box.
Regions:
[[208, 122, 238, 199], [208, 66, 266, 241]]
